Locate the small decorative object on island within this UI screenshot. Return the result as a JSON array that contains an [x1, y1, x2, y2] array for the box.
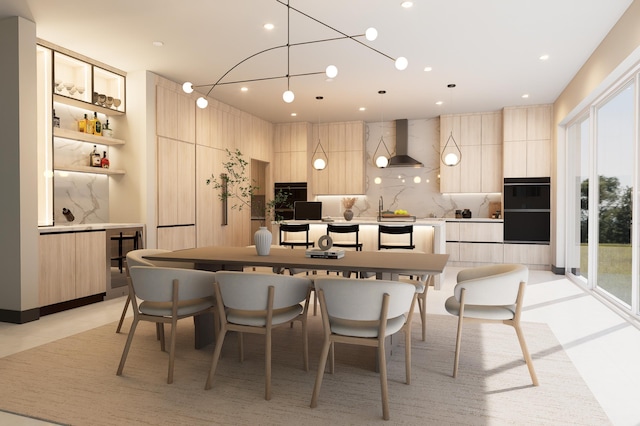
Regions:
[[342, 197, 357, 221]]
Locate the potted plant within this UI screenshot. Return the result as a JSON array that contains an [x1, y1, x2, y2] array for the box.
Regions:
[[207, 148, 290, 255]]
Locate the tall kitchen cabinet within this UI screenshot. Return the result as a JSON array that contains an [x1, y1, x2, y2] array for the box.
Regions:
[[503, 104, 552, 178], [273, 122, 311, 183], [311, 121, 365, 195], [440, 112, 502, 193], [156, 83, 196, 250]]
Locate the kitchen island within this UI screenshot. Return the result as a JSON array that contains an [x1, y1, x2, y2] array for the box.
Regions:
[[273, 218, 446, 288]]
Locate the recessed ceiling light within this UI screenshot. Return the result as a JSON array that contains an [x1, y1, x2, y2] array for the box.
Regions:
[[152, 41, 164, 47], [539, 54, 549, 61], [436, 101, 443, 105], [522, 93, 530, 98], [264, 23, 274, 30], [423, 66, 432, 72], [359, 107, 366, 111], [401, 1, 414, 8], [291, 112, 297, 117], [240, 87, 248, 92]]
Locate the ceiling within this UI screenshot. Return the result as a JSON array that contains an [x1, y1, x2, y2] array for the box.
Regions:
[[1, 0, 633, 124]]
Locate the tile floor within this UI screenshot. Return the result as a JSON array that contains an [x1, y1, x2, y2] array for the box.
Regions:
[[1, 267, 639, 425]]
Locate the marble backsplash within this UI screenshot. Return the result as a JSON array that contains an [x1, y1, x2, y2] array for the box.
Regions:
[[53, 138, 109, 224], [317, 118, 501, 220]]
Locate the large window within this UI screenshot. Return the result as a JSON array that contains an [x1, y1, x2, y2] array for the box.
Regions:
[[567, 78, 638, 313]]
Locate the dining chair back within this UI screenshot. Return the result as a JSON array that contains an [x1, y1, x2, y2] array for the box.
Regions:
[[116, 266, 216, 384], [444, 263, 538, 385], [378, 224, 415, 250], [310, 277, 417, 420], [205, 271, 313, 400]]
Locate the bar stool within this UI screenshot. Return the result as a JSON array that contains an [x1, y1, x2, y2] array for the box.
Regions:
[[111, 231, 141, 273], [279, 224, 315, 249], [377, 225, 415, 250], [326, 224, 363, 251]]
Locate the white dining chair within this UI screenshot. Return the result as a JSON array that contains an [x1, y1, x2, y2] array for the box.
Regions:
[[116, 266, 216, 384], [310, 277, 417, 421], [205, 271, 312, 400], [444, 263, 539, 385]]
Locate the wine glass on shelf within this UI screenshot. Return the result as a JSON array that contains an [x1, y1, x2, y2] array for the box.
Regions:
[[64, 82, 75, 94], [113, 98, 122, 110], [55, 84, 64, 93], [98, 94, 106, 106], [76, 86, 85, 95], [106, 96, 114, 109]]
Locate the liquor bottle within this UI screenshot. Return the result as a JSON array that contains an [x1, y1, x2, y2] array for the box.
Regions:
[[93, 112, 102, 136], [88, 113, 96, 135], [102, 119, 113, 138], [78, 114, 88, 133], [90, 145, 101, 167], [53, 109, 60, 128], [100, 151, 110, 169]]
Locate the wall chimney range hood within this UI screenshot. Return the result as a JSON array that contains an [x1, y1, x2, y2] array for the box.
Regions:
[[388, 119, 423, 168]]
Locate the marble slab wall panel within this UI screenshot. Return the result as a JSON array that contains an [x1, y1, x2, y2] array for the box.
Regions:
[[317, 118, 501, 220], [53, 171, 109, 224]]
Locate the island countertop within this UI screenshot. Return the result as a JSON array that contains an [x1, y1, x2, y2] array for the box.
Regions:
[[38, 223, 145, 234]]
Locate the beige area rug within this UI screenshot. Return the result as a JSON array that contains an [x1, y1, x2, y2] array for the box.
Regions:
[[0, 313, 610, 425]]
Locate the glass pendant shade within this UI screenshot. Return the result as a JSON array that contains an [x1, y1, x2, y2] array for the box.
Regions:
[[325, 65, 338, 79], [313, 157, 327, 170], [182, 82, 194, 93], [365, 27, 378, 41], [283, 90, 295, 103], [395, 57, 408, 70], [196, 97, 208, 109]]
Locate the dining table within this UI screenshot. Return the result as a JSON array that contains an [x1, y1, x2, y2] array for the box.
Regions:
[[144, 246, 450, 349]]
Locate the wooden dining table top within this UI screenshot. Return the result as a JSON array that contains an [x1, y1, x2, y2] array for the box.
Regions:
[[144, 245, 449, 278]]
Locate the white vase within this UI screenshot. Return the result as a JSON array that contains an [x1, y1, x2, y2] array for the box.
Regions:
[[254, 226, 272, 256]]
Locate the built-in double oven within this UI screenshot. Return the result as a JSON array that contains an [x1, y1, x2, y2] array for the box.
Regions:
[[503, 177, 550, 243]]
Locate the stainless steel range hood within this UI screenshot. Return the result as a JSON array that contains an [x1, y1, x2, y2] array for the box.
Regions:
[[388, 119, 423, 168]]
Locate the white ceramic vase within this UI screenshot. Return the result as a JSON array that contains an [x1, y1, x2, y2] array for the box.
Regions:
[[254, 226, 272, 256]]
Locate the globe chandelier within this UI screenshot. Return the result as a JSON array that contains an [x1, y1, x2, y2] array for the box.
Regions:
[[182, 0, 408, 108]]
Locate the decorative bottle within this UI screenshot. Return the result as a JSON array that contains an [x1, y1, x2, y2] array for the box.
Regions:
[[90, 145, 101, 167], [78, 114, 88, 133], [102, 119, 113, 138], [93, 112, 102, 136], [53, 109, 60, 128], [100, 151, 110, 169]]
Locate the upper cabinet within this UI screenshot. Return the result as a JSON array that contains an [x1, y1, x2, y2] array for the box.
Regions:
[[273, 122, 311, 183], [503, 105, 552, 178], [311, 121, 365, 195], [156, 85, 195, 143], [440, 112, 502, 193]]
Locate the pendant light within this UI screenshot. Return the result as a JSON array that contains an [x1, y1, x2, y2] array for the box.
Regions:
[[373, 90, 392, 168], [441, 84, 462, 167], [312, 96, 328, 170]]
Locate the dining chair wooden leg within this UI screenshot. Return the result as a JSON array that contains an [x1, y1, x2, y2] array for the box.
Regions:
[[157, 323, 166, 352], [115, 294, 130, 333], [205, 326, 227, 390], [378, 339, 390, 421], [513, 323, 539, 386], [167, 319, 178, 384], [329, 341, 335, 374], [453, 290, 466, 378], [265, 327, 272, 400], [116, 317, 139, 376], [302, 318, 309, 372], [405, 324, 412, 385], [238, 332, 244, 362], [310, 336, 332, 408]]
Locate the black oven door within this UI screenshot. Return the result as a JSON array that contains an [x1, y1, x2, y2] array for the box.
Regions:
[[503, 211, 550, 243]]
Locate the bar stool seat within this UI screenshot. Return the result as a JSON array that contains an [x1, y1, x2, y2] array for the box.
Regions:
[[378, 225, 415, 250], [326, 223, 363, 251], [279, 224, 315, 249]]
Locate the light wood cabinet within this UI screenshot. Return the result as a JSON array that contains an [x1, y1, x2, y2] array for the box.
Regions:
[[157, 225, 196, 251], [274, 122, 310, 183], [445, 221, 503, 265], [311, 121, 364, 195], [503, 243, 550, 265], [503, 105, 552, 178], [440, 112, 502, 193], [157, 137, 195, 226], [39, 231, 106, 306], [156, 86, 195, 143]]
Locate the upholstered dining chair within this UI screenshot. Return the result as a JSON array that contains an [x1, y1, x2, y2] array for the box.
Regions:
[[205, 271, 313, 400], [399, 274, 435, 341], [117, 248, 194, 333], [310, 277, 417, 421], [444, 263, 539, 385], [116, 266, 216, 384]]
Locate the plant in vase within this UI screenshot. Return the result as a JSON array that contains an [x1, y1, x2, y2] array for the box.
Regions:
[[206, 148, 257, 214], [342, 197, 357, 221]]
